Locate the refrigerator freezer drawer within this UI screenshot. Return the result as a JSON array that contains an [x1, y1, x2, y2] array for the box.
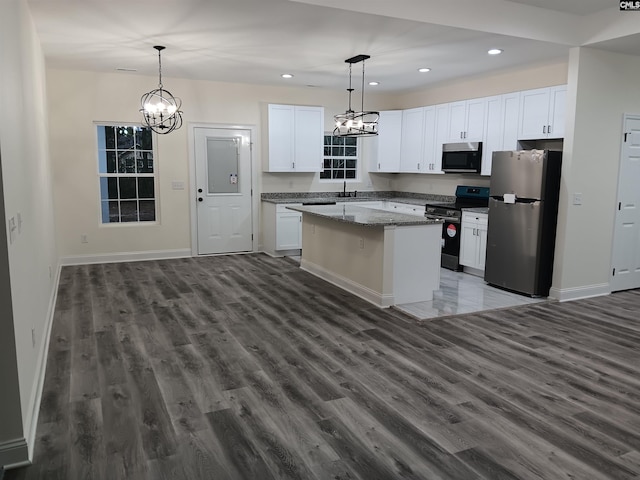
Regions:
[[484, 199, 545, 296]]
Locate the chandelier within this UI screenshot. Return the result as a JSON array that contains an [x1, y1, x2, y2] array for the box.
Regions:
[[140, 46, 183, 134], [333, 54, 379, 137]]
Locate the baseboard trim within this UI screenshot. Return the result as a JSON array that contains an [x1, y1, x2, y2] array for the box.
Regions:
[[60, 249, 192, 266], [19, 262, 63, 465], [300, 259, 393, 308], [548, 283, 610, 302], [0, 438, 29, 470]]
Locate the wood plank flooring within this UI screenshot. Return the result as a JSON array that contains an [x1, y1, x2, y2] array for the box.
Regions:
[[5, 253, 640, 479]]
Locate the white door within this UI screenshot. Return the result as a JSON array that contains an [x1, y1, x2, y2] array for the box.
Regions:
[[611, 115, 640, 291], [194, 127, 253, 255]]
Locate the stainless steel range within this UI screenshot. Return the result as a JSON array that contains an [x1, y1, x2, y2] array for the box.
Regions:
[[425, 185, 490, 271]]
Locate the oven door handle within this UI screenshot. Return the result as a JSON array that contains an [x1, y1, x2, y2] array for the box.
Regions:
[[426, 216, 460, 223]]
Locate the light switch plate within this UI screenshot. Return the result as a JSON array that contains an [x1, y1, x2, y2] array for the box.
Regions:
[[171, 181, 185, 190], [573, 193, 583, 205]]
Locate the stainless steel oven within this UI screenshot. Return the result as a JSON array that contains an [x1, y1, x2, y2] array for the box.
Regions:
[[425, 208, 464, 271]]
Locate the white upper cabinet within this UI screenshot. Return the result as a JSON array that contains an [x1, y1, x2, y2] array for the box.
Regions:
[[481, 92, 520, 176], [421, 106, 438, 174], [372, 110, 402, 172], [367, 84, 566, 176], [446, 98, 487, 142], [430, 103, 450, 174], [266, 104, 323, 172], [400, 107, 425, 173], [517, 86, 566, 140]]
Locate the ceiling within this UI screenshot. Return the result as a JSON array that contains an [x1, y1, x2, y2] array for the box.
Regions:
[[25, 0, 637, 93]]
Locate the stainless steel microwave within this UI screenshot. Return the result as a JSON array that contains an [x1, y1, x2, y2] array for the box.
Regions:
[[441, 142, 482, 173]]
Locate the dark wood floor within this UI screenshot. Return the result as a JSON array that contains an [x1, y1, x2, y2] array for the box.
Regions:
[[6, 253, 640, 479]]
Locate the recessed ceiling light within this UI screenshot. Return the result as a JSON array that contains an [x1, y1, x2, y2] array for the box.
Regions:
[[281, 73, 294, 79], [488, 49, 503, 55], [418, 68, 431, 73], [368, 81, 379, 86]]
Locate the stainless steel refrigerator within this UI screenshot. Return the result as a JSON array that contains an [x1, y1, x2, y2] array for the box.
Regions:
[[484, 150, 562, 296]]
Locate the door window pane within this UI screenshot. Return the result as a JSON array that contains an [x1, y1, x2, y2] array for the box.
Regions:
[[207, 137, 239, 194]]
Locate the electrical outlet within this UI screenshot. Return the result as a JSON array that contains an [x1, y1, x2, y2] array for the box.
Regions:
[[81, 234, 88, 243]]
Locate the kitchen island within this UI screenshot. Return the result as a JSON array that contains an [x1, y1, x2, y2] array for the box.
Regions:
[[286, 204, 443, 308]]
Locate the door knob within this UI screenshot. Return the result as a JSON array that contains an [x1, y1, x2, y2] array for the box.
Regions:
[[198, 197, 203, 202], [198, 188, 203, 193]]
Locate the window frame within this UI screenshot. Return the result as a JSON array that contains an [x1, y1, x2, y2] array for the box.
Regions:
[[319, 133, 359, 183], [95, 123, 160, 226]]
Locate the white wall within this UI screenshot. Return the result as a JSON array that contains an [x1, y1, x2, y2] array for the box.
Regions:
[[47, 69, 398, 259], [0, 0, 58, 466], [551, 47, 640, 299], [395, 60, 568, 108]]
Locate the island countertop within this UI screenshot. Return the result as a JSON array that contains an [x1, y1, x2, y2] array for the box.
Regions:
[[286, 204, 443, 227]]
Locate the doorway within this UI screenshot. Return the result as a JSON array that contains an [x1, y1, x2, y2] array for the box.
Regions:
[[611, 114, 640, 291], [192, 126, 253, 255]]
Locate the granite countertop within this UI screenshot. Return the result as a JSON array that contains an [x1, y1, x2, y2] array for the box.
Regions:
[[285, 204, 443, 227], [462, 207, 489, 214], [261, 191, 454, 206]]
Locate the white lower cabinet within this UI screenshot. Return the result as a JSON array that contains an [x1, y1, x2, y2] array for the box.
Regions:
[[276, 207, 302, 250], [460, 211, 488, 272], [262, 202, 302, 256]]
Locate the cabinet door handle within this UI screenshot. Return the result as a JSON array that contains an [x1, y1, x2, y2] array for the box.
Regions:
[[292, 162, 295, 169], [417, 163, 420, 170], [548, 125, 552, 134], [378, 163, 381, 170], [543, 125, 547, 134]]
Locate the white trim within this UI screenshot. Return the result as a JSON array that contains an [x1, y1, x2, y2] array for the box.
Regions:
[[60, 248, 191, 266], [0, 437, 29, 469], [548, 283, 610, 302], [21, 262, 62, 463], [300, 258, 394, 308], [188, 122, 259, 256]]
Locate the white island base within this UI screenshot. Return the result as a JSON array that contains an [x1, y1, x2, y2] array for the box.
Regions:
[[299, 214, 441, 308]]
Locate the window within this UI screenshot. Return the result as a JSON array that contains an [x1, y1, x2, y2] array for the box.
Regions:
[[320, 134, 358, 180], [97, 125, 156, 223]]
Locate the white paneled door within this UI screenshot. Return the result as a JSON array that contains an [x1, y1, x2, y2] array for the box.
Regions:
[[194, 127, 253, 255], [611, 115, 640, 291]]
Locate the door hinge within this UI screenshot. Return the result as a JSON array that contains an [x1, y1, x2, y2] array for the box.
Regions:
[[619, 202, 622, 210], [252, 234, 254, 241], [613, 268, 616, 276], [624, 132, 629, 142]]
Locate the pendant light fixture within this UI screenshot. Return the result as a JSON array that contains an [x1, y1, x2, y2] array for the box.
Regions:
[[140, 46, 183, 134], [333, 54, 379, 137]]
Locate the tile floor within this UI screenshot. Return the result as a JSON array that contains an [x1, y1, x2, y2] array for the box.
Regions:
[[394, 268, 547, 320], [288, 255, 547, 321]]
